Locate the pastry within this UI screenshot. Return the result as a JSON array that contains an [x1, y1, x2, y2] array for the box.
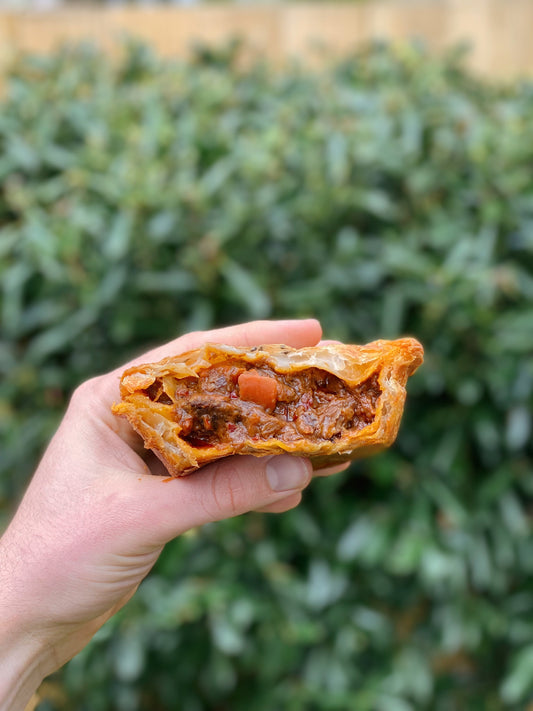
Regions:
[[112, 338, 423, 476]]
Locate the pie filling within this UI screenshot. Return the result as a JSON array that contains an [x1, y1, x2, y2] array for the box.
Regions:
[[143, 360, 381, 449]]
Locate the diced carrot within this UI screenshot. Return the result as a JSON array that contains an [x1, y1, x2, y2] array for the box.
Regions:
[[238, 370, 278, 410]]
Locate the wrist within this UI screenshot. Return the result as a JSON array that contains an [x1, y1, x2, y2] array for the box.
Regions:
[[0, 537, 53, 711], [0, 616, 50, 711]]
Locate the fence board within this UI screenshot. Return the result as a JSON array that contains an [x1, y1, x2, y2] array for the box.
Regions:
[[1, 0, 532, 79]]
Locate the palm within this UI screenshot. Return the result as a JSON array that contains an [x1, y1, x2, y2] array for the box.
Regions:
[[1, 320, 327, 680]]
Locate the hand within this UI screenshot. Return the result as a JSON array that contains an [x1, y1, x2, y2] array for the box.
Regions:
[[0, 319, 347, 710]]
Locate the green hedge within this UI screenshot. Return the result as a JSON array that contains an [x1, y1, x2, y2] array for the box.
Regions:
[[1, 41, 533, 710]]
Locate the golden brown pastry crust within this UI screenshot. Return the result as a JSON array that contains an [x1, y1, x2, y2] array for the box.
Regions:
[[112, 338, 423, 476]]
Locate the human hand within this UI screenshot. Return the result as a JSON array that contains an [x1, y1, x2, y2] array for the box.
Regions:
[[0, 319, 347, 710]]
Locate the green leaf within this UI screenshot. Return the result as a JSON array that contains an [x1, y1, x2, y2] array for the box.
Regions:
[[501, 644, 533, 703], [220, 259, 271, 319]]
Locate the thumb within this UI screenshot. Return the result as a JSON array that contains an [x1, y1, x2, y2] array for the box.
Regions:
[[141, 455, 312, 544]]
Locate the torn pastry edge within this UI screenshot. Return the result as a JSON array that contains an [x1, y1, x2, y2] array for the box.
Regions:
[[112, 338, 423, 476]]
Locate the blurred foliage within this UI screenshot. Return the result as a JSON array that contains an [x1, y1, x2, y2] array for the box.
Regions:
[[1, 39, 533, 710]]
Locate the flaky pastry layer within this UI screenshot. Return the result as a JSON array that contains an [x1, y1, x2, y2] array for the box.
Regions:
[[112, 338, 423, 476]]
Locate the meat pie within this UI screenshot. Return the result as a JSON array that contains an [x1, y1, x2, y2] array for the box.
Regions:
[[112, 338, 423, 476]]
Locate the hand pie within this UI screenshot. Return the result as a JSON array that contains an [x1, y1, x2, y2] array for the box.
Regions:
[[112, 338, 423, 476]]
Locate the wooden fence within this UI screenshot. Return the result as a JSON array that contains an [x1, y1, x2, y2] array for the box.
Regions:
[[1, 0, 533, 80]]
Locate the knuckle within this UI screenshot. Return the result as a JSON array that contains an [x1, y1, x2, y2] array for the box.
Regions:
[[202, 461, 250, 521], [70, 377, 95, 406], [69, 375, 106, 413]]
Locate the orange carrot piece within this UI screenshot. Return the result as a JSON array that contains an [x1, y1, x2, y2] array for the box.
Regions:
[[238, 370, 278, 410]]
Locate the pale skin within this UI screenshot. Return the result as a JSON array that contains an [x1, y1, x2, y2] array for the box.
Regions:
[[0, 319, 348, 711]]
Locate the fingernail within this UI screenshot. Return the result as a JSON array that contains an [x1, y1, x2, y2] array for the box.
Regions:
[[266, 455, 311, 492]]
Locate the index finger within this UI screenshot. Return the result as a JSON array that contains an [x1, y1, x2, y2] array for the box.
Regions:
[[95, 318, 323, 412], [119, 318, 322, 374]]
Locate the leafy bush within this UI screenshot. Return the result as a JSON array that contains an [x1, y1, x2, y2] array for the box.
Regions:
[[1, 41, 533, 710]]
